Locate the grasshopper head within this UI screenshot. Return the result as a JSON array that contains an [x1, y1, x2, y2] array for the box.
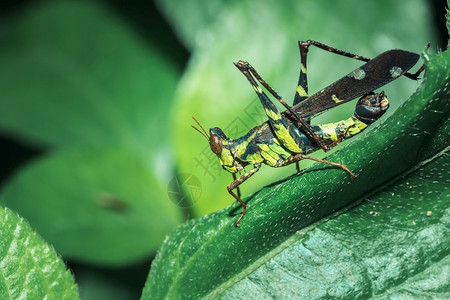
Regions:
[[209, 127, 225, 155], [209, 127, 241, 173], [190, 116, 242, 173], [354, 91, 389, 124]]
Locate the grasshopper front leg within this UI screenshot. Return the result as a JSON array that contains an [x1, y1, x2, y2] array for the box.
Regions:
[[228, 164, 260, 227]]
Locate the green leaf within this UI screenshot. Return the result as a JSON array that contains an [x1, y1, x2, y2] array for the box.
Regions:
[[0, 147, 183, 266], [170, 0, 438, 216], [155, 0, 226, 49], [0, 0, 185, 267], [0, 207, 79, 299], [0, 0, 179, 153], [218, 138, 450, 299], [142, 46, 450, 298]]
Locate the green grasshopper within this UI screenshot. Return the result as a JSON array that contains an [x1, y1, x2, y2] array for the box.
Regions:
[[192, 40, 424, 227]]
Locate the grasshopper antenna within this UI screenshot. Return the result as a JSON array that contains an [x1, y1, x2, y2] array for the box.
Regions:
[[191, 116, 209, 141]]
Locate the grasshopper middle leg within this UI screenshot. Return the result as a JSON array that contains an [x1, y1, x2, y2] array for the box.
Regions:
[[284, 153, 357, 179]]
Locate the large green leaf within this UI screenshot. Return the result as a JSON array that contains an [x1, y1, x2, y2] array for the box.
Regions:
[[154, 0, 226, 49], [170, 0, 437, 216], [0, 147, 183, 266], [142, 45, 449, 298], [218, 150, 449, 299], [0, 0, 179, 153], [0, 0, 185, 266], [0, 207, 79, 299]]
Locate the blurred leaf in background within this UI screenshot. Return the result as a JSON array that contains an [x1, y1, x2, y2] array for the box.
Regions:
[[1, 147, 182, 265], [0, 0, 179, 151], [0, 0, 184, 264]]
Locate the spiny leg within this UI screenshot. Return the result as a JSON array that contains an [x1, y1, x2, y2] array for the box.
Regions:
[[403, 63, 425, 80], [294, 40, 371, 106], [285, 153, 357, 179], [300, 40, 371, 62], [293, 41, 333, 172], [293, 42, 309, 105], [235, 61, 332, 152], [293, 42, 313, 172], [228, 165, 260, 227], [298, 40, 426, 82], [235, 39, 370, 105], [294, 40, 312, 176], [402, 42, 429, 80]]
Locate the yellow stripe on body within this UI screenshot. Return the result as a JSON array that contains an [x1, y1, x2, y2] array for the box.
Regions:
[[254, 85, 303, 154], [347, 117, 367, 135], [296, 85, 308, 97], [268, 141, 291, 158], [234, 133, 252, 157], [245, 152, 264, 165], [258, 144, 281, 167], [318, 117, 368, 141], [218, 147, 237, 172], [262, 106, 303, 153], [253, 85, 263, 93], [272, 122, 303, 153], [234, 132, 265, 166], [318, 122, 338, 142], [301, 65, 307, 74], [264, 107, 281, 121]]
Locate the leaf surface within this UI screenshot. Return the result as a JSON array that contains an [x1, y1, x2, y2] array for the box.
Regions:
[[0, 207, 79, 299]]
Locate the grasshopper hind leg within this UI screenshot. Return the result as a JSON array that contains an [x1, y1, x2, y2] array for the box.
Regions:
[[235, 61, 332, 152], [294, 40, 371, 106]]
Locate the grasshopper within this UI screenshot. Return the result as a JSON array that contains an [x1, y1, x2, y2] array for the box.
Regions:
[[192, 40, 424, 227]]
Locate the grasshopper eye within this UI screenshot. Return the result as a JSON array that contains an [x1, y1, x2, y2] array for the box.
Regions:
[[209, 133, 223, 155]]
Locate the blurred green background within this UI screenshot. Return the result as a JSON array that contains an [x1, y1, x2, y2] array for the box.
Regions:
[[0, 0, 447, 298]]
